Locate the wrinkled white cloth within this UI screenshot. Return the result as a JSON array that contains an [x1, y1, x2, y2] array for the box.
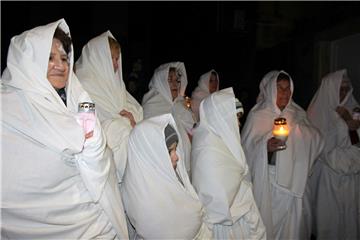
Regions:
[[307, 69, 360, 239], [191, 87, 266, 239], [75, 31, 143, 182], [142, 62, 194, 175], [191, 69, 219, 122], [121, 113, 211, 239], [1, 19, 128, 239], [241, 70, 323, 239]]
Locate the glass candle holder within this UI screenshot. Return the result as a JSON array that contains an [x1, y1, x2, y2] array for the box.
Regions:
[[77, 102, 96, 134], [272, 117, 289, 150]]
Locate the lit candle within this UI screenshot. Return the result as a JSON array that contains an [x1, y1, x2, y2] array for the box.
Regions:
[[272, 118, 289, 149]]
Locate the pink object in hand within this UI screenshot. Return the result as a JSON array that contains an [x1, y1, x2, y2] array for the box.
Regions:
[[76, 102, 96, 134]]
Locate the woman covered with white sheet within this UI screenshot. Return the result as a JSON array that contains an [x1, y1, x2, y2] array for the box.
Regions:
[[121, 113, 211, 239], [307, 69, 360, 240], [1, 19, 128, 239], [241, 70, 324, 239], [75, 31, 143, 183], [142, 62, 195, 174], [191, 87, 266, 239], [191, 69, 219, 122]]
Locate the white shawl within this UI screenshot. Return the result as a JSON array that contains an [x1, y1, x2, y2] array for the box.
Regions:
[[121, 113, 210, 239], [75, 31, 143, 181], [1, 19, 128, 239], [142, 62, 194, 174], [191, 69, 219, 122], [241, 70, 323, 238], [307, 69, 360, 174], [191, 87, 266, 239]]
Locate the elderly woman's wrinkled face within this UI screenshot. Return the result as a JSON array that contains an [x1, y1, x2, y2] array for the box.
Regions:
[[47, 38, 69, 90], [111, 47, 120, 73], [208, 73, 218, 93], [168, 69, 180, 100], [339, 77, 350, 103], [276, 79, 291, 111]]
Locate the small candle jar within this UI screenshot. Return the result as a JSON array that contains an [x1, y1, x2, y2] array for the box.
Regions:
[[272, 117, 289, 150], [76, 102, 96, 135], [184, 96, 192, 109]]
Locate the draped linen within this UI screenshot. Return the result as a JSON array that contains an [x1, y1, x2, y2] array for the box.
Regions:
[[121, 113, 211, 239], [1, 19, 128, 239], [191, 69, 219, 122], [75, 31, 143, 183], [241, 70, 324, 239], [191, 87, 266, 239], [307, 69, 360, 239], [142, 62, 194, 174]]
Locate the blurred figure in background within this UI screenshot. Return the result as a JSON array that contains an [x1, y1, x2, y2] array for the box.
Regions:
[[191, 69, 219, 122], [307, 69, 360, 240]]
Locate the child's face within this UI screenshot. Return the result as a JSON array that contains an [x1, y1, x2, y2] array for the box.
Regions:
[[168, 142, 179, 169]]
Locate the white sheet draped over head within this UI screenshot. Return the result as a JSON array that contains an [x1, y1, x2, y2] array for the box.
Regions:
[[121, 113, 209, 239], [307, 69, 360, 174], [75, 30, 143, 122], [241, 70, 323, 238], [142, 61, 187, 116], [256, 70, 279, 103], [191, 87, 265, 239], [142, 62, 194, 174], [1, 19, 128, 238], [75, 31, 143, 181], [191, 69, 219, 121]]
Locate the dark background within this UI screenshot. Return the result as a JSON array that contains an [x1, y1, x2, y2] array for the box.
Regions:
[[2, 1, 360, 121]]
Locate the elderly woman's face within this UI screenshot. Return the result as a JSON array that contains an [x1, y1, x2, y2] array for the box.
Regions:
[[339, 77, 350, 103], [111, 47, 120, 73], [276, 79, 291, 111], [47, 38, 69, 90], [208, 73, 218, 93], [168, 142, 179, 170], [168, 69, 180, 100]]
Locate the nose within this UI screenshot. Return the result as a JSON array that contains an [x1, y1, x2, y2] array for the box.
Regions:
[[53, 59, 66, 71]]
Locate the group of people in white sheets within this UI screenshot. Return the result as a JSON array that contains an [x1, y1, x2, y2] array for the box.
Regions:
[[1, 18, 359, 240]]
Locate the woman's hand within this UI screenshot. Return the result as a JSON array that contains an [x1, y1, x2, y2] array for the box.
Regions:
[[336, 106, 352, 121], [267, 137, 284, 152], [119, 109, 136, 128]]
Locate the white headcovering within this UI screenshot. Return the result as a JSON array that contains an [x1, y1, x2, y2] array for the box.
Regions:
[[75, 30, 143, 123], [121, 113, 206, 239], [256, 70, 279, 103], [191, 69, 220, 121]]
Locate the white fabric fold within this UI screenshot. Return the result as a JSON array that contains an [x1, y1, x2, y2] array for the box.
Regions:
[[121, 113, 211, 239], [191, 87, 266, 239], [1, 19, 128, 239], [75, 31, 143, 182], [241, 70, 323, 239]]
